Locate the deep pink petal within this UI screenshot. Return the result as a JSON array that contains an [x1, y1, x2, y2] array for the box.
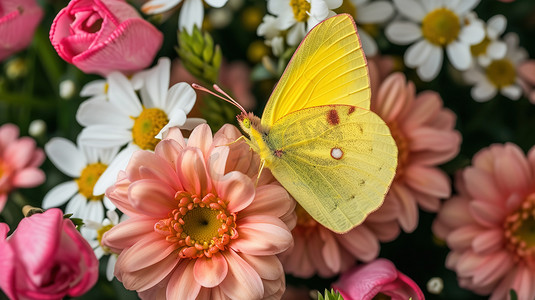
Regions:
[[0, 224, 15, 300], [0, 124, 19, 151], [193, 253, 228, 288], [4, 137, 38, 169]]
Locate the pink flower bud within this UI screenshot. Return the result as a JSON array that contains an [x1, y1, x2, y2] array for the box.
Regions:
[[49, 0, 163, 76], [0, 209, 99, 300], [0, 0, 43, 61]]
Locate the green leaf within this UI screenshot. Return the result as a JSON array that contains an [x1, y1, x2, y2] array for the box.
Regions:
[[510, 289, 518, 300], [317, 289, 344, 300]]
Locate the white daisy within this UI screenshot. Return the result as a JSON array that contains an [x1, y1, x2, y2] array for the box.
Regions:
[[339, 0, 395, 56], [85, 210, 125, 281], [385, 0, 485, 81], [257, 15, 286, 56], [464, 33, 529, 102], [77, 57, 203, 195], [466, 13, 507, 66], [267, 0, 342, 46], [141, 0, 228, 33], [42, 137, 119, 224]]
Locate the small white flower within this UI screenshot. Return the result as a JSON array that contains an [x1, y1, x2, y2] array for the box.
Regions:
[[345, 0, 395, 56], [59, 79, 76, 100], [257, 15, 286, 56], [427, 277, 444, 294], [28, 119, 46, 137], [76, 57, 203, 196], [43, 137, 119, 224], [464, 33, 529, 102], [465, 13, 507, 66], [84, 210, 126, 281], [141, 0, 228, 33], [267, 0, 342, 46], [385, 0, 485, 81]]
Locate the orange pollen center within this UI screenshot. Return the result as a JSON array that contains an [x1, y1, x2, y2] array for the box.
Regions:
[[504, 193, 535, 268], [155, 192, 238, 259], [389, 122, 409, 179]]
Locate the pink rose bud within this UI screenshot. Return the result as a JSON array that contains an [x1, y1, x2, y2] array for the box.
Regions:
[[49, 0, 163, 76], [0, 209, 99, 300], [332, 259, 425, 300], [0, 0, 43, 61]]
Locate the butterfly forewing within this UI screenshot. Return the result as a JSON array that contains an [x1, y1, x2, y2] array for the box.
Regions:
[[261, 14, 370, 128], [265, 105, 397, 233]]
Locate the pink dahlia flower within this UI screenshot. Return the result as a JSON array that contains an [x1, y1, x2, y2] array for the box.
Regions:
[[370, 73, 461, 232], [433, 143, 535, 300], [518, 61, 535, 104], [0, 208, 99, 299], [0, 0, 43, 61], [102, 124, 295, 299], [49, 0, 163, 76], [332, 258, 425, 300], [0, 123, 45, 213]]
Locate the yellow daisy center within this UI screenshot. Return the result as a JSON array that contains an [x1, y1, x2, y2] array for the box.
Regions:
[[388, 122, 409, 180], [290, 0, 311, 22], [155, 192, 238, 259], [485, 58, 516, 88], [131, 107, 169, 151], [504, 193, 535, 268], [421, 8, 460, 46], [97, 224, 114, 253], [470, 36, 491, 56], [76, 163, 107, 200]]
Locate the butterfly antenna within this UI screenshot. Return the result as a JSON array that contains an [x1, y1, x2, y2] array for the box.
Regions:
[[192, 83, 247, 115]]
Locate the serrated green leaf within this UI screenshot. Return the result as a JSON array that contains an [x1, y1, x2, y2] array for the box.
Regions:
[[213, 45, 222, 69]]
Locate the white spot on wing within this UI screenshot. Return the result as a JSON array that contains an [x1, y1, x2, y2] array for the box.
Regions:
[[331, 147, 343, 160]]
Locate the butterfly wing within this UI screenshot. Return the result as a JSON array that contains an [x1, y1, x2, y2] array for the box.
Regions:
[[265, 105, 397, 233], [261, 14, 370, 128]]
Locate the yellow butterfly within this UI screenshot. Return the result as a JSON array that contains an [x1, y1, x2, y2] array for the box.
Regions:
[[196, 14, 397, 233]]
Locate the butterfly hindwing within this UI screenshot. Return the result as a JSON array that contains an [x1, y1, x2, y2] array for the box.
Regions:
[[264, 105, 397, 233], [261, 14, 370, 128]]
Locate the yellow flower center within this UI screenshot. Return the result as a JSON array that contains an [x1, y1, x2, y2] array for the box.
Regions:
[[76, 163, 107, 200], [131, 107, 169, 151], [290, 0, 311, 22], [504, 193, 535, 269], [485, 59, 516, 88], [421, 8, 460, 46], [155, 192, 238, 259], [470, 36, 491, 56], [97, 224, 114, 253], [389, 122, 409, 180]]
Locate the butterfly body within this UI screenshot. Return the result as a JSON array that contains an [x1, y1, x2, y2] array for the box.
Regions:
[[236, 14, 398, 233]]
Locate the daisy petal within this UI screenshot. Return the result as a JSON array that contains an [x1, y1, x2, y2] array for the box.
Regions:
[[404, 40, 433, 68], [471, 80, 497, 102], [165, 83, 196, 115], [357, 1, 394, 24], [205, 0, 227, 8], [458, 23, 485, 46], [417, 45, 443, 81], [65, 193, 87, 216], [142, 0, 182, 14], [487, 14, 507, 39], [501, 85, 522, 100], [385, 21, 422, 45], [42, 181, 79, 209], [45, 138, 86, 177], [107, 72, 142, 116], [392, 0, 426, 22], [76, 98, 131, 127], [179, 0, 204, 32], [446, 41, 472, 71], [487, 41, 507, 59]]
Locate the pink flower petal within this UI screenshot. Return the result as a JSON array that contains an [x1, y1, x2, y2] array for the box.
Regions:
[[471, 228, 504, 254], [102, 217, 158, 252], [390, 184, 419, 232], [11, 168, 45, 188], [4, 137, 37, 169], [0, 124, 19, 150], [518, 61, 535, 85], [469, 200, 505, 227], [216, 171, 255, 213], [374, 73, 408, 122], [0, 224, 15, 300], [187, 124, 213, 156], [239, 253, 283, 281], [407, 128, 460, 152], [472, 250, 513, 287], [494, 143, 532, 194], [166, 260, 201, 299], [207, 146, 229, 182], [512, 265, 535, 300], [404, 165, 451, 199], [126, 150, 181, 191], [177, 147, 213, 196], [154, 139, 183, 170], [319, 226, 342, 272], [231, 215, 292, 255], [128, 179, 177, 218], [336, 225, 379, 262], [240, 185, 293, 219], [193, 253, 228, 288], [115, 232, 179, 273], [463, 167, 503, 203], [220, 250, 264, 299], [400, 91, 441, 130], [446, 225, 482, 250]]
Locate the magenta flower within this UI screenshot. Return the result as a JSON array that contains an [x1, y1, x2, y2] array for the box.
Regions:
[[332, 258, 425, 300], [0, 208, 99, 300], [0, 0, 43, 61], [0, 123, 45, 213], [49, 0, 163, 76]]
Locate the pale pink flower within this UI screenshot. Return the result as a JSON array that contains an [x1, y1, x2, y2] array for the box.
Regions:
[[370, 72, 461, 233], [49, 0, 163, 76], [0, 0, 43, 61], [518, 61, 535, 104], [102, 124, 295, 299], [0, 123, 45, 213], [332, 258, 425, 300], [433, 143, 535, 300], [0, 208, 99, 300]]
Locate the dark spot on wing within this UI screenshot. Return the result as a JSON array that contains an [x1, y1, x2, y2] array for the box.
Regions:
[[348, 106, 356, 115], [273, 149, 284, 158], [358, 179, 365, 187], [327, 109, 339, 125], [357, 124, 363, 134]]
